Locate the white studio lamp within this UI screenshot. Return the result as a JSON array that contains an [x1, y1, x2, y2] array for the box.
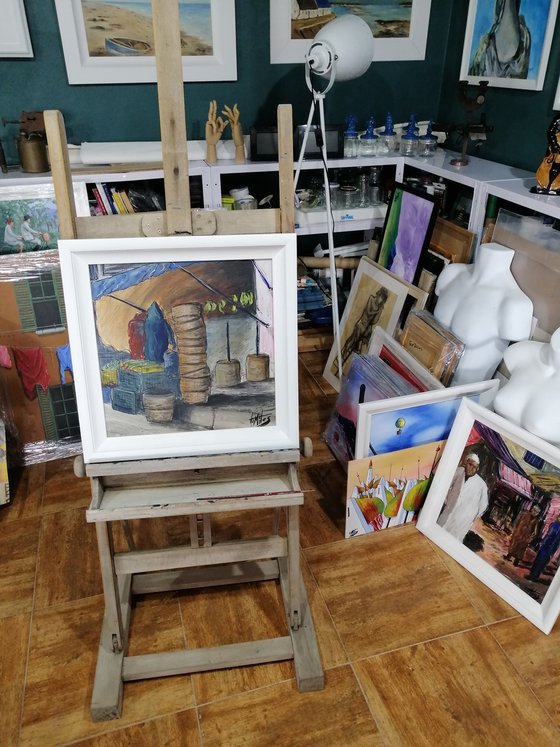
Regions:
[[294, 15, 375, 381]]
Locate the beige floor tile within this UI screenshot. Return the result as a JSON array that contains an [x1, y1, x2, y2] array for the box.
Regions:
[[198, 665, 382, 747], [0, 612, 30, 747], [42, 457, 90, 514], [34, 506, 101, 609], [491, 617, 560, 728], [20, 596, 194, 746], [299, 486, 346, 547], [75, 708, 200, 746], [305, 524, 484, 658], [0, 516, 39, 619], [354, 627, 560, 746], [0, 462, 45, 522], [180, 580, 295, 704]]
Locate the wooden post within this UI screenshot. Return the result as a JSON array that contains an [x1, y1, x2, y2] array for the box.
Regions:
[[277, 104, 295, 233], [151, 0, 192, 235], [43, 110, 77, 240]]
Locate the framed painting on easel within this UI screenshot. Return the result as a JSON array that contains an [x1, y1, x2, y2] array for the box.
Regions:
[[54, 0, 237, 83]]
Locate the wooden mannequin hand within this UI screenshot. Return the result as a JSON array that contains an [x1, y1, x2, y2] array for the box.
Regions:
[[222, 103, 245, 163], [205, 99, 228, 163]]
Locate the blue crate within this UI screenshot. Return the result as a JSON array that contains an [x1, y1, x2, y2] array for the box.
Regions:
[[111, 387, 140, 414], [117, 366, 167, 394]]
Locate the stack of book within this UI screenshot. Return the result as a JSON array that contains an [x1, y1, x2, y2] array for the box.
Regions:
[[90, 182, 135, 216]]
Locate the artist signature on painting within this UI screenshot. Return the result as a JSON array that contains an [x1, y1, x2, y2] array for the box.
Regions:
[[250, 409, 271, 427]]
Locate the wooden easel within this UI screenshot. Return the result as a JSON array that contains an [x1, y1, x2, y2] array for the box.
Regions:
[[45, 0, 322, 721]]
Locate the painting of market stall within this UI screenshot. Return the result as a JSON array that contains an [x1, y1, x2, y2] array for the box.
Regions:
[[59, 234, 299, 463]]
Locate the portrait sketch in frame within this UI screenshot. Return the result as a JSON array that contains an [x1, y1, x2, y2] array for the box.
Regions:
[[54, 0, 237, 83], [460, 0, 559, 91], [59, 233, 299, 463], [322, 257, 425, 392], [417, 399, 560, 634], [270, 0, 432, 63]]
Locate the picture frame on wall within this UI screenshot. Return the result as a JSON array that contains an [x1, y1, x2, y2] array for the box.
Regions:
[[417, 399, 560, 634], [53, 0, 237, 83], [322, 257, 426, 392], [460, 0, 559, 91], [377, 182, 439, 286], [0, 0, 33, 58], [270, 0, 432, 64], [0, 183, 90, 255], [58, 233, 299, 463]]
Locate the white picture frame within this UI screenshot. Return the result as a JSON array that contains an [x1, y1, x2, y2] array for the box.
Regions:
[[270, 0, 432, 64], [417, 399, 560, 634], [460, 0, 559, 91], [0, 0, 33, 58], [323, 258, 425, 392], [54, 0, 237, 84], [59, 233, 299, 463], [355, 379, 499, 459]]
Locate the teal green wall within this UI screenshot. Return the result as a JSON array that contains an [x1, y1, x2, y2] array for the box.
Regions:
[[6, 0, 557, 173], [438, 1, 560, 172], [1, 1, 453, 166]]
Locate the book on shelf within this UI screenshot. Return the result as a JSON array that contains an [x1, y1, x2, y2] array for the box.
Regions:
[[91, 186, 108, 215], [101, 183, 119, 215], [94, 182, 114, 215], [119, 189, 135, 213], [110, 187, 127, 214]]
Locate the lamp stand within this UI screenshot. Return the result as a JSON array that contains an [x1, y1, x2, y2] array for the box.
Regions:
[[294, 90, 343, 382]]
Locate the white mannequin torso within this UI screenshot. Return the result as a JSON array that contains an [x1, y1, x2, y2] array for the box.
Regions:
[[493, 328, 560, 446], [434, 243, 533, 384]]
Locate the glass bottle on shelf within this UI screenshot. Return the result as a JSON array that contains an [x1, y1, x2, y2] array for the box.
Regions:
[[399, 115, 419, 156], [358, 116, 378, 157], [343, 113, 359, 158], [368, 166, 385, 204], [377, 112, 397, 154], [418, 120, 438, 157]]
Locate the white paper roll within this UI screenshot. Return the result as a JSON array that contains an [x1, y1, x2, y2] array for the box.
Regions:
[[80, 141, 163, 164]]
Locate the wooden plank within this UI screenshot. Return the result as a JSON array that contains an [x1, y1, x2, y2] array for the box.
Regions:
[[44, 110, 77, 240], [95, 522, 125, 650], [278, 557, 324, 691], [75, 212, 166, 239], [90, 574, 132, 721], [277, 104, 294, 233], [151, 0, 191, 235], [122, 637, 294, 681], [114, 536, 287, 576], [131, 559, 280, 594], [286, 505, 301, 629]]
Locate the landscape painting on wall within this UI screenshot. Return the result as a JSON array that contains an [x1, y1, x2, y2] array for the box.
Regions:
[[59, 234, 299, 463]]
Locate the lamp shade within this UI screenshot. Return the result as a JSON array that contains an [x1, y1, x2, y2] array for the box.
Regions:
[[307, 15, 374, 83]]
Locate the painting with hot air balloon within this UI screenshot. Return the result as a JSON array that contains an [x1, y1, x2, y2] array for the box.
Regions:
[[345, 440, 446, 537], [354, 379, 500, 459]]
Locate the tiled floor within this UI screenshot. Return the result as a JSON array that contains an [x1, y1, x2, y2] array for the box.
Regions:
[[1, 347, 560, 746]]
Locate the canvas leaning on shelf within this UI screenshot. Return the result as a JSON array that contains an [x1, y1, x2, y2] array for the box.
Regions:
[[322, 257, 427, 392], [399, 309, 465, 385], [58, 233, 299, 463], [417, 399, 560, 635], [367, 326, 443, 393]]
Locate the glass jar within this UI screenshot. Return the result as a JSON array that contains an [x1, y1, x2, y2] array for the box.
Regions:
[[343, 133, 359, 158], [358, 135, 378, 157]]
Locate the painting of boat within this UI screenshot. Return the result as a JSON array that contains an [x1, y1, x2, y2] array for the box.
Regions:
[[291, 0, 336, 39], [105, 37, 152, 56]]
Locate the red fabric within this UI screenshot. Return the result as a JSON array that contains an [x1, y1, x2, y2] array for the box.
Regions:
[[0, 345, 12, 369], [12, 347, 50, 399]]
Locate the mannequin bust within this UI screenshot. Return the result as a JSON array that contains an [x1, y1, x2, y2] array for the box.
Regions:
[[433, 243, 533, 384], [493, 328, 560, 446]]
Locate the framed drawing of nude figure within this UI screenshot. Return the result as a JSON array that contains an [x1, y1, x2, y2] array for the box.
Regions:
[[54, 0, 237, 83], [460, 0, 558, 91]]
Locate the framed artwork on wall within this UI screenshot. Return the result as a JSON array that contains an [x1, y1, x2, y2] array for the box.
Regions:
[[270, 0, 432, 64], [0, 0, 33, 58], [58, 233, 299, 463], [417, 399, 560, 634], [460, 0, 559, 91], [377, 183, 439, 286], [54, 0, 237, 83]]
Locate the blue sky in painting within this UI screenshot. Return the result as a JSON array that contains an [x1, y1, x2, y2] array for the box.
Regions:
[[367, 396, 480, 455]]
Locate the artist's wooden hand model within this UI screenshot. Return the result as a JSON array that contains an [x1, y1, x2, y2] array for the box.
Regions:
[[205, 99, 228, 164], [222, 103, 245, 164]]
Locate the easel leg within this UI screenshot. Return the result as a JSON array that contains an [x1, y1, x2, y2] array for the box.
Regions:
[[286, 505, 301, 630]]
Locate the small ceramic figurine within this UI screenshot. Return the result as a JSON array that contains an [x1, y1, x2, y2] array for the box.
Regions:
[[531, 114, 560, 195]]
